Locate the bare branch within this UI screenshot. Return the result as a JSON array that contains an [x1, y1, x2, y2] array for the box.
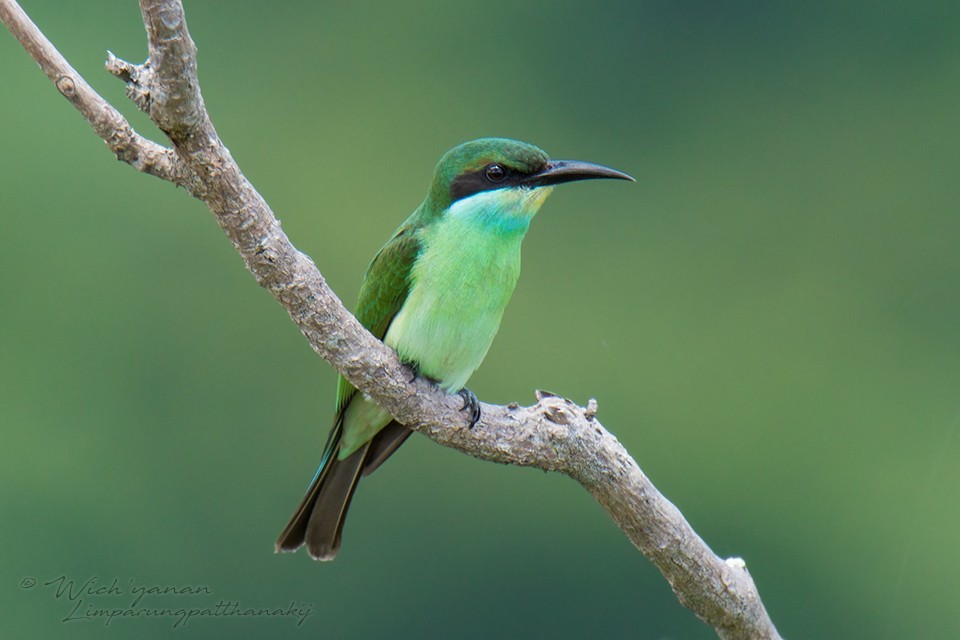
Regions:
[[0, 1, 783, 638], [136, 0, 205, 137], [0, 0, 194, 187]]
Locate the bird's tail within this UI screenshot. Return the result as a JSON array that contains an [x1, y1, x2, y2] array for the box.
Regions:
[[274, 420, 370, 561]]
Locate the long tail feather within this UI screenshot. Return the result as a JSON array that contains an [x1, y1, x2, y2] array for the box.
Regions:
[[302, 444, 368, 560], [275, 417, 412, 560], [275, 412, 371, 561]]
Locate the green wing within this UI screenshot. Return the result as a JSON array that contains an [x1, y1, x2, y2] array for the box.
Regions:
[[335, 225, 421, 414]]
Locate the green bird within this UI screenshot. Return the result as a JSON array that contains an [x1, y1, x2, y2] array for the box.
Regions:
[[276, 138, 633, 560]]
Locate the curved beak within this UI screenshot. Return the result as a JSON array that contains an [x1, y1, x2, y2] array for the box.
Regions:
[[523, 160, 635, 188]]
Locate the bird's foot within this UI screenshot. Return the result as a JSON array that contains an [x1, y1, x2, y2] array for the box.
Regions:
[[458, 387, 482, 429]]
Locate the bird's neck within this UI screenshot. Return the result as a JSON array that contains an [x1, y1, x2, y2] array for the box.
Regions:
[[440, 186, 553, 237]]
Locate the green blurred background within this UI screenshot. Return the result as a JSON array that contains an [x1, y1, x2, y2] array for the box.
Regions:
[[2, 1, 958, 638]]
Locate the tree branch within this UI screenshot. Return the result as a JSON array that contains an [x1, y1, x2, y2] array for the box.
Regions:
[[0, 1, 195, 187], [0, 1, 783, 638]]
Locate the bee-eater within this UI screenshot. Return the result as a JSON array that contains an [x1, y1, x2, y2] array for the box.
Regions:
[[276, 138, 633, 560]]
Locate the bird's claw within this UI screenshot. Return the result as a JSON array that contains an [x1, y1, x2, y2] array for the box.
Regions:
[[458, 387, 482, 429]]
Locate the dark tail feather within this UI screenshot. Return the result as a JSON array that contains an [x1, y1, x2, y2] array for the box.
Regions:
[[303, 444, 368, 560], [275, 427, 371, 561], [362, 421, 412, 476], [275, 419, 411, 560]]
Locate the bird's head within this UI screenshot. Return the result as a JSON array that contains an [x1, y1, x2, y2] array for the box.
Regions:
[[424, 138, 634, 226]]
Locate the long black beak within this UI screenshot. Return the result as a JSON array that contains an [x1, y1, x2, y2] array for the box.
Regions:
[[523, 160, 635, 188]]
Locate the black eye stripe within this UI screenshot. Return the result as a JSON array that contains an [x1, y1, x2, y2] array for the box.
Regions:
[[450, 165, 533, 202]]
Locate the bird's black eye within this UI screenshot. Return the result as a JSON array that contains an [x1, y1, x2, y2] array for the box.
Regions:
[[484, 164, 506, 182]]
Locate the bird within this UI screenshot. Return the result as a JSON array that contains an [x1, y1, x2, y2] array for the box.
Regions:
[[275, 137, 633, 560]]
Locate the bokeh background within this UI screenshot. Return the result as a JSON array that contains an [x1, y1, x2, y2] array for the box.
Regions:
[[3, 1, 958, 638]]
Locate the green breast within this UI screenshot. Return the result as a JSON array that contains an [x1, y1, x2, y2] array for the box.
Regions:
[[384, 196, 531, 391]]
